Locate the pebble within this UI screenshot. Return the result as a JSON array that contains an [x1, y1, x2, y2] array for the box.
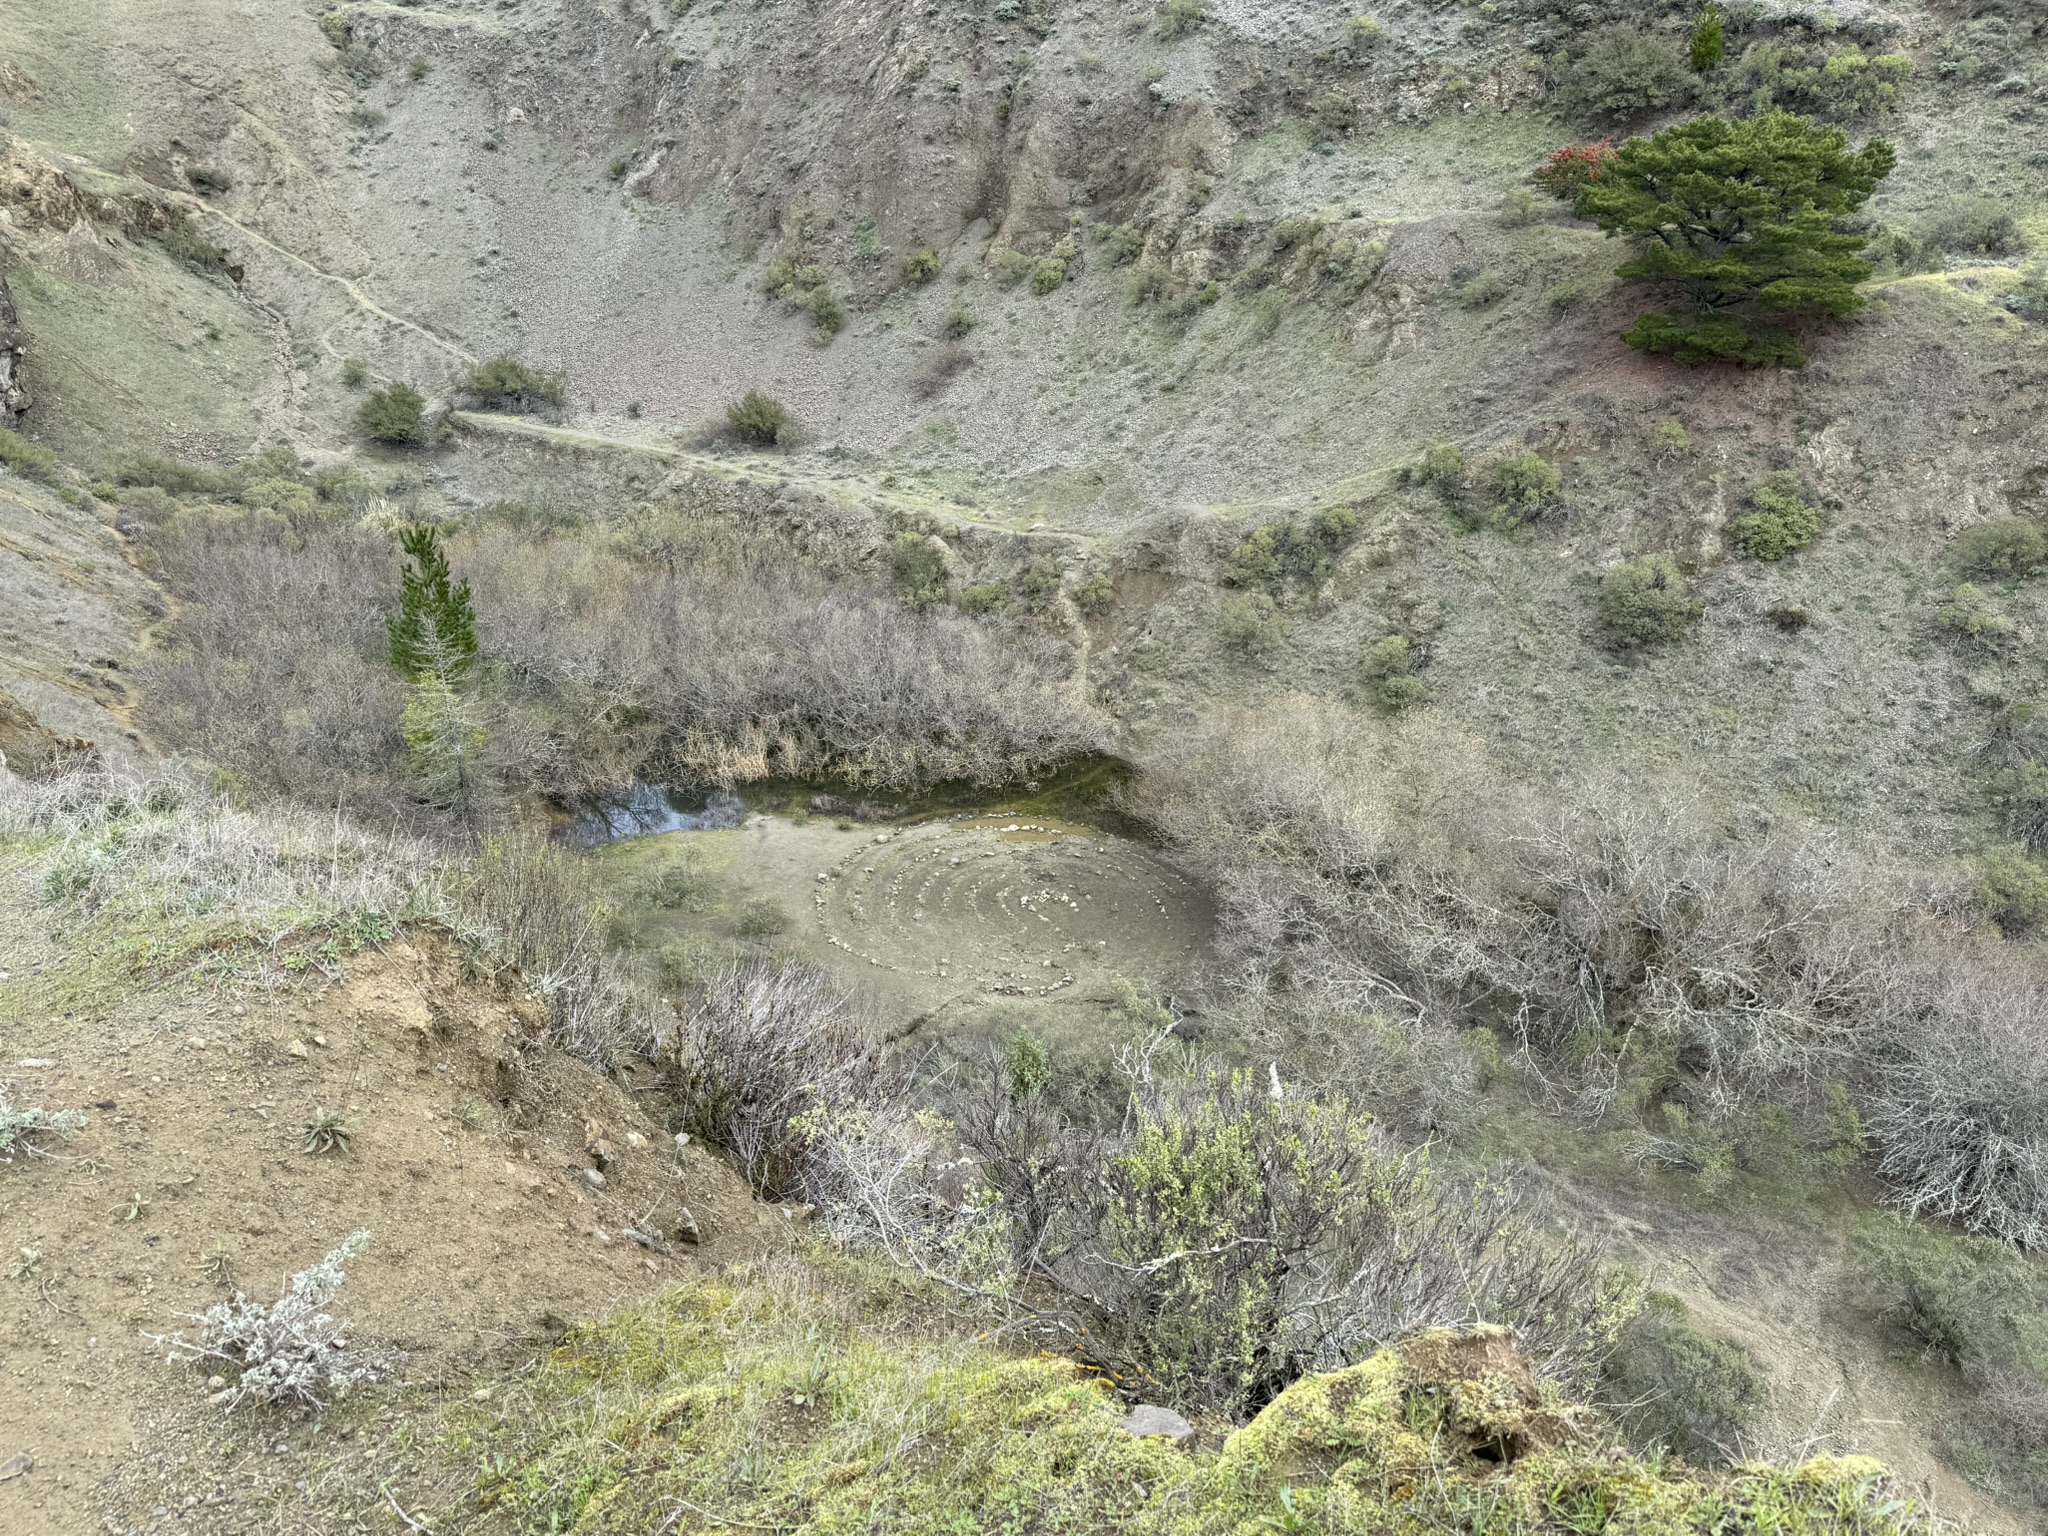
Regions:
[[286, 1041, 309, 1058], [581, 1168, 606, 1188]]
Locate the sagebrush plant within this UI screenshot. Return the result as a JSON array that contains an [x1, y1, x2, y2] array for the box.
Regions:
[[0, 1082, 87, 1158], [155, 1231, 387, 1411]]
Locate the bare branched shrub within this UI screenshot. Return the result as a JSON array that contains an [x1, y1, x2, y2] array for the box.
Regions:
[[154, 1231, 389, 1411], [660, 961, 893, 1197], [461, 525, 1104, 793], [1132, 696, 1902, 1099], [1867, 941, 2048, 1247], [461, 831, 647, 1065], [134, 509, 405, 811]]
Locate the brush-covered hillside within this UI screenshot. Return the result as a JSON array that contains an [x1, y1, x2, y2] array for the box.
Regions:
[[2, 0, 2048, 1531]]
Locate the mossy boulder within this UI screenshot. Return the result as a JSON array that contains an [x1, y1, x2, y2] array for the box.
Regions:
[[458, 1274, 1941, 1534]]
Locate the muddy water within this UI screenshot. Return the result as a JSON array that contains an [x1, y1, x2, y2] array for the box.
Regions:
[[588, 779, 1214, 1040]]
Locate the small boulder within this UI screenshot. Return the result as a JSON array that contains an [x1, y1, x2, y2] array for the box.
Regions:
[[1120, 1405, 1193, 1444]]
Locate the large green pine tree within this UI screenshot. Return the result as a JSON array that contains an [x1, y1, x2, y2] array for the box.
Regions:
[[387, 524, 479, 682], [1574, 110, 1896, 368]]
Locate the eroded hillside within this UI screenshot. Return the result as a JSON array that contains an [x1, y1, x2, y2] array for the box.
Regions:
[[3, 0, 2048, 1530]]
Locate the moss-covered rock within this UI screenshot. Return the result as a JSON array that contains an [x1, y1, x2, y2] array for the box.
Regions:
[[457, 1269, 1942, 1534]]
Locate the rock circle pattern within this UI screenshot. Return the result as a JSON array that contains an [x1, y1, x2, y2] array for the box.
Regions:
[[808, 814, 1208, 999]]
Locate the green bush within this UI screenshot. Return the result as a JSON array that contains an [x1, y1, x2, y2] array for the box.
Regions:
[[958, 582, 1009, 617], [1979, 846, 2048, 935], [156, 208, 234, 277], [108, 455, 231, 495], [1488, 450, 1562, 518], [942, 305, 977, 339], [1920, 198, 2027, 259], [902, 248, 940, 284], [726, 391, 790, 446], [809, 292, 847, 339], [1030, 257, 1068, 296], [1952, 518, 2048, 581], [1548, 279, 1594, 316], [1075, 571, 1117, 617], [1989, 758, 2048, 853], [1729, 472, 1821, 561], [1405, 440, 1466, 488], [1445, 269, 1508, 309], [1603, 1292, 1766, 1464], [341, 357, 368, 389], [358, 383, 426, 445], [992, 249, 1035, 289], [1499, 188, 1542, 227], [735, 896, 791, 939], [1813, 47, 1914, 118], [0, 426, 55, 480], [1598, 556, 1703, 649], [1360, 634, 1423, 713], [466, 354, 567, 411], [1222, 513, 1362, 595], [1015, 557, 1063, 610], [1158, 0, 1204, 38], [1217, 593, 1285, 658], [1336, 13, 1380, 61], [890, 532, 950, 612], [1934, 583, 2018, 652], [1656, 418, 1693, 458], [1557, 27, 1694, 124], [1689, 3, 1724, 72]]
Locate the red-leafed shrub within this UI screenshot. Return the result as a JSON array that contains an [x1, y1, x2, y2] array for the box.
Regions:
[[1534, 140, 1618, 201]]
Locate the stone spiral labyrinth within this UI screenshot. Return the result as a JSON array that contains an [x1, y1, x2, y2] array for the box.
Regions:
[[809, 814, 1209, 1000]]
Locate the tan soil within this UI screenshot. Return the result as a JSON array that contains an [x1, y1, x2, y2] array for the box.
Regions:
[[0, 934, 785, 1535]]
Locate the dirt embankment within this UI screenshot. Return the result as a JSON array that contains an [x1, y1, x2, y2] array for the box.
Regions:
[[0, 934, 788, 1535]]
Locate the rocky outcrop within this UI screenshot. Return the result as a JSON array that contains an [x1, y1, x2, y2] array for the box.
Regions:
[[0, 272, 28, 419], [0, 685, 99, 779]]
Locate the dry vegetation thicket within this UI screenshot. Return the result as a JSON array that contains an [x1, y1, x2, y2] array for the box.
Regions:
[[1129, 697, 2048, 1250], [131, 490, 1106, 821], [656, 956, 1637, 1423]]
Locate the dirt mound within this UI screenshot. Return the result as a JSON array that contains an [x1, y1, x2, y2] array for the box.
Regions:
[[0, 934, 781, 1534]]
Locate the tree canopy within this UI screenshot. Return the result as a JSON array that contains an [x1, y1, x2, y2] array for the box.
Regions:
[[1572, 110, 1895, 367], [388, 524, 478, 683]]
